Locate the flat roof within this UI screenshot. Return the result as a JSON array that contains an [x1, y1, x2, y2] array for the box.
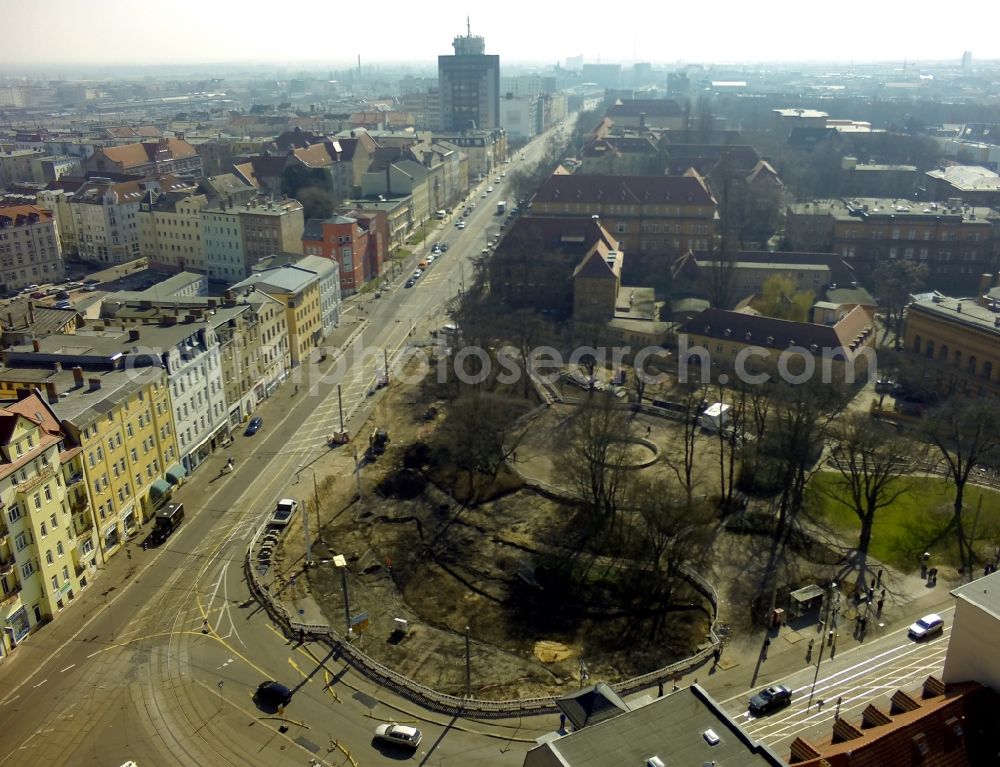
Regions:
[[952, 571, 1000, 620], [910, 296, 1000, 337]]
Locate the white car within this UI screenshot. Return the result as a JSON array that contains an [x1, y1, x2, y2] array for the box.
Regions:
[[456, 221, 466, 229], [373, 723, 422, 749], [486, 186, 493, 193], [908, 613, 944, 640], [270, 499, 298, 526]]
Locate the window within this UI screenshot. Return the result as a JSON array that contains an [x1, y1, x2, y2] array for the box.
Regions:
[[39, 521, 47, 537], [15, 532, 29, 551], [33, 493, 41, 509], [8, 505, 21, 523], [62, 566, 69, 582], [56, 541, 64, 557], [51, 575, 59, 592], [21, 561, 34, 579], [50, 513, 57, 529], [45, 550, 53, 565]]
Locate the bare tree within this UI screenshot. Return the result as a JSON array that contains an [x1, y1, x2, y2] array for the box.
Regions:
[[922, 399, 1000, 578], [557, 394, 634, 544], [662, 382, 707, 507], [822, 415, 924, 587], [873, 260, 927, 344]]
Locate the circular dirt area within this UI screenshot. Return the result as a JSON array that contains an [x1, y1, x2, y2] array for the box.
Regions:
[[608, 437, 659, 469]]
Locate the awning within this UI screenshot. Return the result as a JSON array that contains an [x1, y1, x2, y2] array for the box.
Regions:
[[165, 464, 187, 485], [150, 478, 171, 499]]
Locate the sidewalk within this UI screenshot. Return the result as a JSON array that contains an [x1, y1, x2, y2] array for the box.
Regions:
[[657, 564, 960, 705]]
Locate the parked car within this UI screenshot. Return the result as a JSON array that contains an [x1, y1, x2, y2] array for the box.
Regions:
[[404, 278, 416, 288], [908, 613, 944, 640], [30, 291, 46, 299], [255, 680, 293, 707], [244, 416, 263, 436], [748, 684, 792, 715], [53, 300, 73, 309], [270, 498, 298, 527], [439, 243, 449, 252], [456, 221, 466, 230], [373, 723, 422, 749]]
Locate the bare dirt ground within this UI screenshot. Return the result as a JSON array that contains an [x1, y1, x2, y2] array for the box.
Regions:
[[272, 359, 720, 700]]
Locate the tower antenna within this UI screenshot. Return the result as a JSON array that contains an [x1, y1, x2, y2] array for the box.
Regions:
[[466, 15, 471, 36]]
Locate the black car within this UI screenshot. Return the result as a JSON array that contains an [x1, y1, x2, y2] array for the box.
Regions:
[[256, 680, 293, 707], [404, 277, 416, 288], [244, 416, 263, 436], [748, 684, 792, 715], [439, 243, 449, 252]]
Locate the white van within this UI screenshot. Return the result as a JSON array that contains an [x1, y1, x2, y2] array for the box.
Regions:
[[434, 210, 446, 220]]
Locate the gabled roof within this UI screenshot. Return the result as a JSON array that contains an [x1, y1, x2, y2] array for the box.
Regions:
[[534, 173, 715, 206], [607, 99, 683, 118], [573, 246, 620, 280], [679, 305, 874, 355], [97, 138, 197, 169], [290, 142, 335, 168]]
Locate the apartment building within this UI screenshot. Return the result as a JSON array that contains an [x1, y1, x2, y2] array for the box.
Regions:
[[785, 198, 1000, 294], [0, 392, 93, 658], [0, 149, 43, 189], [84, 138, 203, 179], [531, 173, 718, 257], [35, 188, 78, 257], [302, 215, 369, 295], [903, 294, 1000, 399], [0, 205, 65, 292], [70, 177, 145, 264], [233, 265, 323, 366], [138, 190, 208, 273], [239, 198, 305, 268]]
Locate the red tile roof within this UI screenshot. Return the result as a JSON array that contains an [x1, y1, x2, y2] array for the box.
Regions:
[[534, 172, 715, 207]]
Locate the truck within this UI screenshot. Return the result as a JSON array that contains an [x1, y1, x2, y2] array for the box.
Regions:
[[150, 502, 185, 545], [496, 200, 506, 216]]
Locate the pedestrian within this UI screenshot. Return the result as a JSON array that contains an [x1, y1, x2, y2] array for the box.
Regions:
[[828, 629, 834, 646], [867, 586, 875, 604], [658, 682, 664, 698], [836, 696, 843, 718], [713, 647, 722, 667], [876, 598, 884, 617], [817, 699, 825, 711], [876, 569, 883, 587]]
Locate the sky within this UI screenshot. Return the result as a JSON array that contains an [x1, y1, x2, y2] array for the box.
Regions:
[[3, 0, 999, 69]]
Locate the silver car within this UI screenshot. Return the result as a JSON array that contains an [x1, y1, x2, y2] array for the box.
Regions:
[[373, 723, 422, 749]]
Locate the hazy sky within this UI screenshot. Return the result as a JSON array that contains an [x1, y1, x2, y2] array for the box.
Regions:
[[4, 0, 999, 68]]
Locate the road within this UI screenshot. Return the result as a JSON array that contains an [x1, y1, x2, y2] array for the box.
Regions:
[[0, 127, 567, 767], [719, 609, 952, 755]]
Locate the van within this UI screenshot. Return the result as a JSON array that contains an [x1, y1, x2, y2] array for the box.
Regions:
[[434, 210, 446, 220], [151, 502, 185, 545], [418, 259, 429, 269]]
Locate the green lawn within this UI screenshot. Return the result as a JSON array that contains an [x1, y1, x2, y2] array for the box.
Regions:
[[808, 472, 1000, 572]]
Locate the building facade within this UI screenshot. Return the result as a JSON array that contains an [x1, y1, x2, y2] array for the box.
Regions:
[[0, 393, 92, 658], [531, 173, 718, 258], [69, 178, 145, 264], [138, 192, 208, 273], [0, 205, 65, 292], [438, 30, 500, 132]]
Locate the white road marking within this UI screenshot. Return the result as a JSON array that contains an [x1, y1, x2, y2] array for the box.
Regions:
[[59, 664, 75, 673], [32, 680, 47, 688]]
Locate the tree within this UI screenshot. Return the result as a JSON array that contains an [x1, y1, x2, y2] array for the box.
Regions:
[[822, 415, 923, 587], [662, 382, 706, 507], [921, 400, 1000, 578], [295, 186, 335, 221], [434, 391, 532, 496], [282, 163, 329, 199], [629, 478, 714, 624], [872, 260, 927, 344], [758, 275, 813, 322], [557, 395, 634, 545]]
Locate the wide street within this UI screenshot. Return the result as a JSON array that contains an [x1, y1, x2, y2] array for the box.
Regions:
[[0, 113, 957, 766], [0, 127, 565, 767]]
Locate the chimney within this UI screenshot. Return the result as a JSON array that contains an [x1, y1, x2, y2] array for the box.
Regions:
[[31, 338, 40, 352], [128, 328, 141, 342], [28, 302, 34, 325], [53, 361, 62, 372], [956, 302, 962, 313], [88, 377, 101, 391], [44, 381, 59, 404], [72, 366, 84, 387]]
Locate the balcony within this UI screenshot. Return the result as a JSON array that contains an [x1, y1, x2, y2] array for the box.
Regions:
[[0, 584, 22, 609], [70, 495, 89, 515], [12, 465, 54, 495], [65, 471, 84, 487], [0, 557, 13, 575]]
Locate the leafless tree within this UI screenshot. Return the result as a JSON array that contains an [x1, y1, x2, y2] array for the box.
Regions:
[[921, 399, 1000, 578], [822, 415, 924, 587], [662, 382, 708, 507]]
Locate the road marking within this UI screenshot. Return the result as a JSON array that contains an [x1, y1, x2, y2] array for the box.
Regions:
[[1, 695, 19, 707], [32, 680, 47, 688], [85, 650, 102, 659], [59, 664, 75, 673]]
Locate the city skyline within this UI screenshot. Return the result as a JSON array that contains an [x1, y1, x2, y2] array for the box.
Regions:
[[3, 0, 999, 69]]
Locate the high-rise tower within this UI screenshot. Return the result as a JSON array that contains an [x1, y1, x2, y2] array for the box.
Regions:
[[438, 18, 500, 131]]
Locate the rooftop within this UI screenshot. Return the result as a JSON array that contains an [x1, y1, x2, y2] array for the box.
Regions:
[[909, 295, 1000, 337], [951, 570, 1000, 620], [789, 198, 998, 224]]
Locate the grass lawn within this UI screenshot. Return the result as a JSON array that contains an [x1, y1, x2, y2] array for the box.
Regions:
[[809, 472, 1000, 572]]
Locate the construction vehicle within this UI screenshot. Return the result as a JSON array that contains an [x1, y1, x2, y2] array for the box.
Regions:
[[367, 428, 389, 460]]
